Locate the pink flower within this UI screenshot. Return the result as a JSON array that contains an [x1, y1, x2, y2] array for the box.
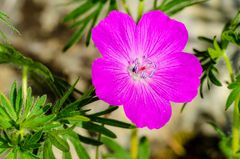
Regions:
[[91, 10, 202, 129]]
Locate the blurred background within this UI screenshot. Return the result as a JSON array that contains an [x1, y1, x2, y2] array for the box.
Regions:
[[0, 0, 239, 158]]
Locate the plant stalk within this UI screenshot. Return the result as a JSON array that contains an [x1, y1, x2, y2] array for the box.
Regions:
[[232, 96, 240, 158], [223, 53, 234, 82], [223, 51, 239, 158], [137, 0, 144, 22], [153, 0, 158, 9], [131, 128, 138, 159], [95, 132, 101, 159], [122, 0, 131, 16], [22, 66, 28, 107]]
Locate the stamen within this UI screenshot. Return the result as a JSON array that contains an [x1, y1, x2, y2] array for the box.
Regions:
[[128, 57, 156, 80]]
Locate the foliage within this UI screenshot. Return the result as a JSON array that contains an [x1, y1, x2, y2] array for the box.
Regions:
[[0, 80, 134, 158], [63, 0, 117, 51], [156, 0, 208, 16], [0, 44, 54, 81], [195, 9, 240, 159], [0, 1, 228, 159], [102, 136, 150, 159], [0, 11, 20, 42], [63, 0, 209, 51]]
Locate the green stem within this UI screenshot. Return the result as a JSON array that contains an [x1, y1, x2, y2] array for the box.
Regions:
[[22, 66, 28, 107], [223, 52, 234, 82], [131, 128, 138, 159], [222, 51, 239, 158], [153, 0, 158, 9], [96, 123, 103, 159], [137, 0, 144, 22], [232, 96, 240, 158], [121, 0, 131, 16]]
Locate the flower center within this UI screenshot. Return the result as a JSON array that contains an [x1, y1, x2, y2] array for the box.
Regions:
[[128, 57, 156, 80]]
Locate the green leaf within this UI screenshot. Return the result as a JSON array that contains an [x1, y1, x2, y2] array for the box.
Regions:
[[221, 10, 240, 48], [101, 136, 131, 159], [159, 0, 208, 16], [0, 11, 20, 42], [81, 122, 117, 138], [48, 133, 69, 152], [63, 23, 87, 52], [0, 44, 53, 81], [63, 1, 95, 22], [208, 70, 222, 86], [53, 78, 79, 113], [41, 122, 62, 131], [138, 137, 150, 159], [0, 11, 20, 35], [5, 149, 15, 159], [62, 152, 72, 159], [89, 116, 135, 129], [59, 95, 98, 116], [28, 104, 51, 120], [9, 81, 17, 112], [198, 36, 214, 44], [62, 115, 90, 122], [23, 114, 56, 128], [226, 87, 240, 110], [15, 87, 22, 115], [78, 134, 102, 146], [19, 151, 40, 159], [0, 92, 17, 121], [63, 0, 109, 50], [29, 95, 47, 116], [28, 130, 43, 144], [208, 122, 226, 138], [66, 132, 90, 159], [208, 37, 224, 59], [228, 82, 240, 89], [43, 140, 55, 159], [0, 115, 12, 129], [23, 87, 34, 119], [91, 106, 118, 116], [222, 30, 240, 46]]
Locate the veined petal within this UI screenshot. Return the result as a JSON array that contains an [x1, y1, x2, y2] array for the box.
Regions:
[[123, 83, 172, 129], [92, 11, 136, 63], [92, 58, 130, 106], [136, 11, 188, 58], [151, 52, 202, 103]]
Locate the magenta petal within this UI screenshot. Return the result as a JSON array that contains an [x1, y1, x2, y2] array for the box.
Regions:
[[136, 11, 188, 58], [151, 52, 202, 103], [92, 58, 130, 105], [123, 84, 172, 129], [92, 11, 136, 62]]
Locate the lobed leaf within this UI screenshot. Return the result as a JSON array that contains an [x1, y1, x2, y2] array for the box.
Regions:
[[0, 44, 54, 81], [0, 92, 17, 121]]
